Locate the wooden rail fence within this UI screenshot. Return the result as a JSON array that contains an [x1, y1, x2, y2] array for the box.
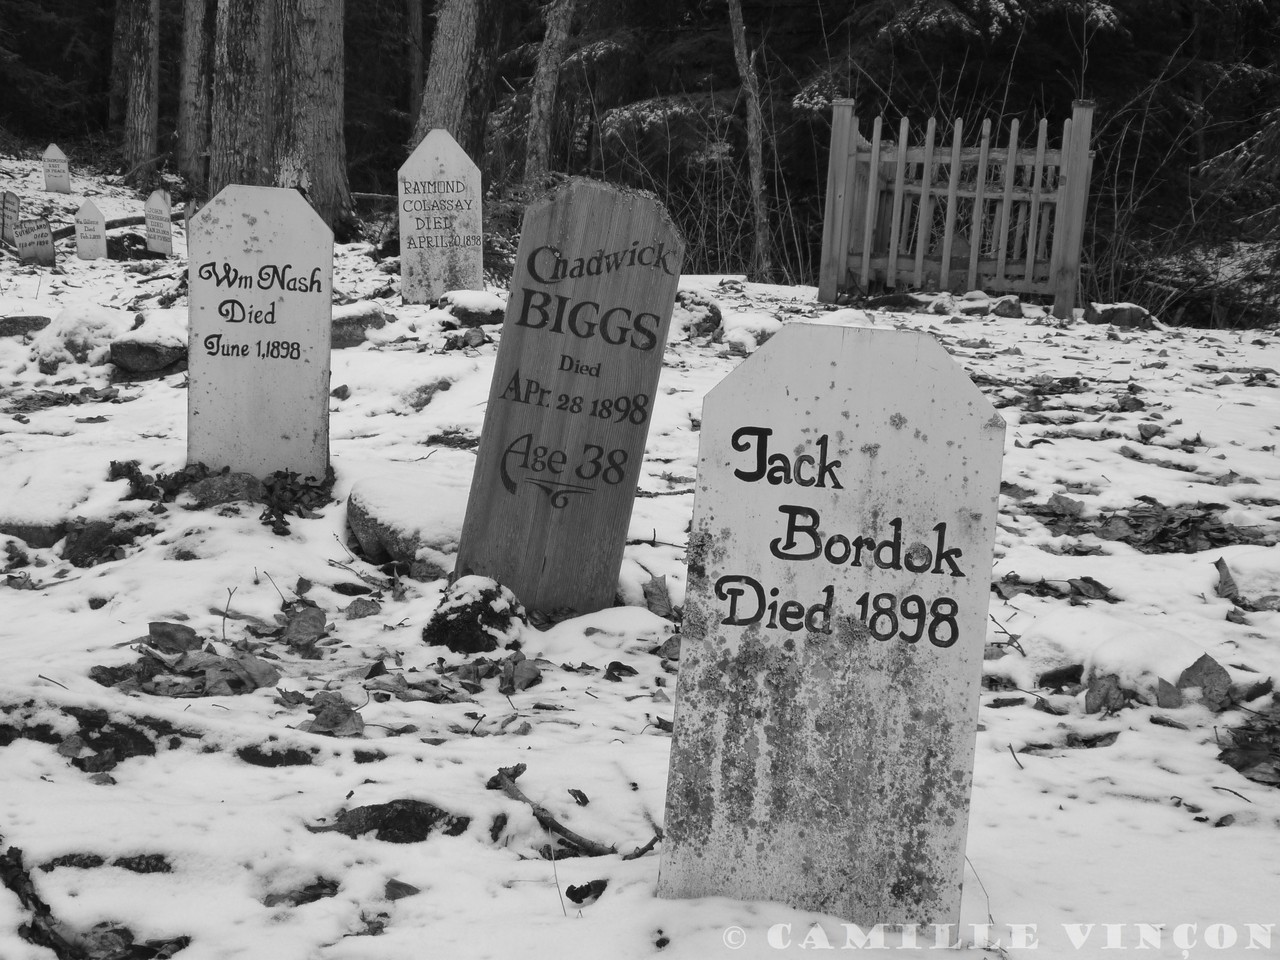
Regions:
[[818, 100, 1094, 318]]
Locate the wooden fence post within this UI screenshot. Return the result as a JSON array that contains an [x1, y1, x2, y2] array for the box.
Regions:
[[818, 100, 856, 302], [1052, 100, 1095, 318]]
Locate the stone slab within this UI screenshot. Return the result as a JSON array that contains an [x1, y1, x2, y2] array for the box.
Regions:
[[657, 324, 1005, 926], [187, 184, 333, 479], [397, 129, 482, 303]]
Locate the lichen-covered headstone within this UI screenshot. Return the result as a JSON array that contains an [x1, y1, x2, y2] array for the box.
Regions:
[[397, 129, 482, 303], [13, 219, 55, 266], [1, 191, 19, 245], [74, 200, 108, 260], [454, 179, 684, 614], [43, 144, 70, 193], [187, 184, 333, 479], [144, 189, 173, 257], [657, 324, 1004, 926]]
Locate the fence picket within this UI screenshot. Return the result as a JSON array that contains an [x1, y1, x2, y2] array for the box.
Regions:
[[939, 118, 964, 291], [859, 116, 883, 292], [967, 119, 992, 290], [912, 117, 937, 288], [886, 117, 910, 289]]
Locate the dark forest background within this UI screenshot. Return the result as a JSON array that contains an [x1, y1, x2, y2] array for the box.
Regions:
[[1, 0, 1277, 323]]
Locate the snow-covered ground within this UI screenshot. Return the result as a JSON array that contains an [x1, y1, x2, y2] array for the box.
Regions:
[[2, 156, 1279, 960]]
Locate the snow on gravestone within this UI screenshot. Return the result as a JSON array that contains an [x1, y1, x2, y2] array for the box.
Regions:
[[13, 219, 55, 266], [1, 191, 19, 246], [74, 199, 107, 260], [455, 179, 684, 613], [657, 324, 1005, 926], [187, 185, 333, 479], [397, 128, 482, 303], [43, 144, 70, 193], [145, 189, 172, 256]]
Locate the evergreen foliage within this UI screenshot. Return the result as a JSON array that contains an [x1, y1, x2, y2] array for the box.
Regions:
[[0, 0, 1275, 318]]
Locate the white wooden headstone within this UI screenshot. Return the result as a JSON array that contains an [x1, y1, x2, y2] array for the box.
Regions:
[[1, 191, 19, 246], [145, 189, 173, 256], [658, 324, 1004, 926], [455, 179, 684, 613], [187, 185, 333, 479], [13, 219, 56, 266], [43, 144, 70, 193], [397, 128, 482, 304], [74, 200, 108, 260]]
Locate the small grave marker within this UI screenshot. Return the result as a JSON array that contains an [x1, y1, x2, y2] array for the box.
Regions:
[[1, 191, 19, 246], [13, 219, 56, 266], [454, 179, 684, 613], [397, 129, 482, 303], [657, 324, 1004, 926], [187, 184, 333, 479], [43, 144, 70, 193], [145, 189, 173, 256], [74, 200, 108, 260]]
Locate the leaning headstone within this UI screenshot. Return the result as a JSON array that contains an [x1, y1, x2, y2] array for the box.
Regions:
[[13, 219, 56, 266], [43, 144, 71, 193], [144, 189, 173, 256], [74, 200, 108, 260], [187, 184, 333, 480], [454, 179, 684, 613], [1, 191, 19, 245], [657, 324, 1005, 926], [397, 129, 482, 304]]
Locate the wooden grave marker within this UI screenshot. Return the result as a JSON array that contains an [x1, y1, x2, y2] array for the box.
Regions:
[[43, 144, 70, 193], [1, 191, 19, 246], [74, 200, 108, 260], [455, 179, 684, 613], [145, 189, 173, 256], [13, 219, 56, 266], [397, 128, 482, 303], [657, 324, 1004, 926], [187, 184, 333, 479]]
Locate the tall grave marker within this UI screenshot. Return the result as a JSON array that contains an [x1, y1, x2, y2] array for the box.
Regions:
[[455, 179, 684, 613], [43, 144, 70, 193], [145, 189, 173, 256], [397, 129, 482, 303], [1, 192, 19, 246], [74, 200, 108, 260], [187, 185, 333, 479], [657, 324, 1004, 925], [13, 219, 55, 266]]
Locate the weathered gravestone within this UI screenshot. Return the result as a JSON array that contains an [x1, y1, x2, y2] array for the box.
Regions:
[[145, 189, 173, 256], [187, 185, 333, 480], [43, 144, 70, 193], [74, 200, 108, 260], [13, 219, 56, 266], [397, 129, 482, 303], [1, 191, 19, 245], [454, 179, 684, 613], [657, 324, 1005, 926]]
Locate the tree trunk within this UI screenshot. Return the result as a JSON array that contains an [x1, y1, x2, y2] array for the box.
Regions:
[[178, 0, 217, 198], [120, 0, 160, 187], [271, 0, 354, 236], [524, 0, 576, 184], [209, 0, 275, 195], [408, 0, 425, 122], [727, 0, 772, 281], [410, 0, 502, 158], [109, 3, 129, 131]]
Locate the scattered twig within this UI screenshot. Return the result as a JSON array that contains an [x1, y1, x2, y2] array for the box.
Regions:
[[1211, 785, 1252, 803], [487, 765, 616, 857], [36, 675, 68, 690], [620, 831, 663, 860], [1007, 744, 1024, 770], [263, 571, 287, 604], [222, 586, 237, 642], [332, 533, 356, 563], [547, 828, 568, 918]]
